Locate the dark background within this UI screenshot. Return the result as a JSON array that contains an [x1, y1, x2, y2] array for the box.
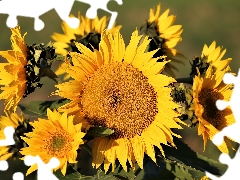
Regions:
[[0, 0, 239, 179]]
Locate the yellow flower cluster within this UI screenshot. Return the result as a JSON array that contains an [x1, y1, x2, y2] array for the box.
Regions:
[[0, 3, 236, 179]]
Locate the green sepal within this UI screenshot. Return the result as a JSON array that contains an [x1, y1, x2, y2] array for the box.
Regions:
[[18, 99, 70, 118], [157, 138, 227, 177], [86, 127, 114, 137]]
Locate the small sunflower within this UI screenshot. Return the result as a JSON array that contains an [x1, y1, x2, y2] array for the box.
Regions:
[[140, 4, 184, 77], [191, 67, 235, 154], [20, 109, 85, 176], [190, 41, 232, 77], [0, 26, 28, 113], [0, 113, 30, 160], [51, 29, 184, 172]]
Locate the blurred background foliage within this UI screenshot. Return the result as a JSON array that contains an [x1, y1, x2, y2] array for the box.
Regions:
[[0, 0, 240, 179]]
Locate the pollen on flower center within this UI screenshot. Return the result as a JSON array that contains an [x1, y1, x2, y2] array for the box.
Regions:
[[44, 130, 72, 157], [81, 62, 158, 139], [198, 88, 224, 130]]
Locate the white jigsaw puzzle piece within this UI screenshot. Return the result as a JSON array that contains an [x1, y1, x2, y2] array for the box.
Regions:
[[0, 126, 25, 179], [24, 155, 60, 180], [0, 160, 8, 171], [0, 126, 15, 146], [75, 0, 123, 29], [213, 69, 240, 145], [0, 0, 123, 31], [205, 69, 240, 179], [12, 172, 24, 180], [206, 148, 240, 180], [0, 0, 79, 31]]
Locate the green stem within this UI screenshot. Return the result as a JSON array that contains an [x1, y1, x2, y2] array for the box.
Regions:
[[80, 142, 93, 156]]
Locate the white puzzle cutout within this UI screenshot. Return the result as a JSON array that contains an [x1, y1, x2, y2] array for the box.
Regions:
[[76, 0, 123, 30], [0, 126, 25, 180], [0, 125, 60, 180], [0, 126, 15, 146], [205, 69, 240, 179], [0, 0, 123, 31], [24, 155, 60, 180]]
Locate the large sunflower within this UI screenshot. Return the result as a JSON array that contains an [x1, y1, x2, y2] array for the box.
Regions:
[[141, 4, 184, 77], [20, 109, 85, 176], [51, 29, 184, 172], [0, 112, 27, 160], [0, 26, 28, 113], [191, 67, 235, 154]]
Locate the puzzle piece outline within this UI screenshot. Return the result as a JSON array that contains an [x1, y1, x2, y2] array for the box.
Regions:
[[0, 126, 25, 180], [206, 148, 240, 180], [75, 0, 123, 30], [205, 69, 240, 179], [0, 126, 15, 146], [0, 126, 60, 180], [24, 155, 60, 180], [0, 0, 123, 31]]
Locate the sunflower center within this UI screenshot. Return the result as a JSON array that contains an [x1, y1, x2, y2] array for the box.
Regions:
[[198, 88, 224, 130], [81, 62, 158, 139], [44, 130, 72, 157]]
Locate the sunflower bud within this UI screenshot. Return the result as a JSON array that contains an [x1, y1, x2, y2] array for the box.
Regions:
[[189, 56, 209, 77], [24, 42, 59, 97], [139, 21, 166, 60], [69, 31, 101, 53], [171, 83, 196, 124]]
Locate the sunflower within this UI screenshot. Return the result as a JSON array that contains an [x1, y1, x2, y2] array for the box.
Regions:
[[0, 113, 28, 160], [191, 66, 235, 154], [20, 109, 85, 176], [0, 26, 58, 113], [201, 41, 232, 73], [0, 26, 28, 113], [140, 4, 184, 77], [51, 12, 121, 80], [51, 29, 184, 172]]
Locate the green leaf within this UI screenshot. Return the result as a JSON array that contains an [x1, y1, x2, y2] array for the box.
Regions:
[[18, 98, 70, 118], [86, 127, 114, 137], [92, 170, 119, 180], [107, 161, 136, 180], [157, 138, 227, 177], [148, 167, 176, 180], [81, 143, 93, 156], [165, 162, 193, 180], [54, 165, 91, 180], [54, 165, 118, 180], [55, 167, 119, 180]]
